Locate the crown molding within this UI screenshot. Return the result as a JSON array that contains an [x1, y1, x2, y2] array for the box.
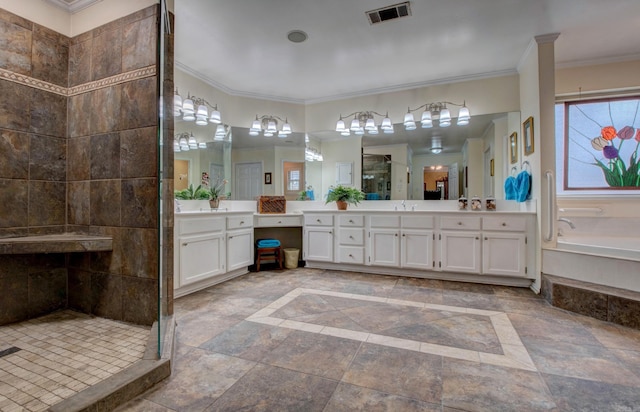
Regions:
[[176, 61, 517, 106], [42, 0, 103, 14]]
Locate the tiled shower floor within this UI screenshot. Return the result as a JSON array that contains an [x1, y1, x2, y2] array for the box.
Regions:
[[0, 311, 150, 412]]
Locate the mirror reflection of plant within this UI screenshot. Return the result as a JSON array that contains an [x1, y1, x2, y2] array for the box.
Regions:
[[174, 184, 209, 200], [206, 178, 229, 200]]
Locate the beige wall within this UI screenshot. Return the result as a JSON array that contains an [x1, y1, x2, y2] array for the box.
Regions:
[[0, 0, 158, 36]]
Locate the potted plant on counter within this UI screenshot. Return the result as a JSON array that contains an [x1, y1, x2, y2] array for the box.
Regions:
[[325, 185, 365, 210], [174, 184, 209, 200]]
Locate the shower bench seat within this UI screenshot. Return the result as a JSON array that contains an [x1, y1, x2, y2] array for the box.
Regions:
[[0, 234, 113, 254]]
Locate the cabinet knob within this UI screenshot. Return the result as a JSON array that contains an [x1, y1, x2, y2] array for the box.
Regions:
[[402, 234, 405, 237], [317, 219, 321, 223], [484, 237, 488, 240], [329, 231, 333, 234], [349, 219, 354, 223], [395, 233, 398, 237], [349, 254, 353, 257], [229, 236, 233, 239], [349, 235, 354, 239], [475, 237, 479, 240], [502, 222, 507, 226], [458, 221, 463, 225], [278, 221, 282, 224], [182, 243, 188, 246], [240, 221, 245, 225]]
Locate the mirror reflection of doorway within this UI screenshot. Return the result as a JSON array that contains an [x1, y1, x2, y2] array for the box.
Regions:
[[362, 154, 391, 200], [174, 159, 189, 191], [423, 165, 449, 200]]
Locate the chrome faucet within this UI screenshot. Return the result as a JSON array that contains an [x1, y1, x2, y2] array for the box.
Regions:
[[558, 217, 575, 229], [401, 200, 406, 210], [174, 199, 181, 213]]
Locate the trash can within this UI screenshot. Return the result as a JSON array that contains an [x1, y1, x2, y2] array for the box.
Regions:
[[283, 248, 300, 269]]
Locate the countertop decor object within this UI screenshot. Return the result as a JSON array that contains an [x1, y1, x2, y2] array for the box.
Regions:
[[325, 185, 365, 210]]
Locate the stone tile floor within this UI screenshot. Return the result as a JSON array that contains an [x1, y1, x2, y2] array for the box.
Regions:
[[115, 268, 640, 411], [0, 311, 149, 412]]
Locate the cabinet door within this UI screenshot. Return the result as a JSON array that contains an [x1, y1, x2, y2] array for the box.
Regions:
[[227, 229, 253, 271], [401, 229, 433, 270], [440, 231, 481, 273], [179, 233, 225, 286], [304, 227, 334, 262], [370, 229, 400, 267], [482, 232, 526, 277]]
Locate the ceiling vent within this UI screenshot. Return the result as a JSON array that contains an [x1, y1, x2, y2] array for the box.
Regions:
[[366, 2, 411, 25]]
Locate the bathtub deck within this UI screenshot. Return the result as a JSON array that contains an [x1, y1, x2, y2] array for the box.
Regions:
[[542, 274, 640, 330]]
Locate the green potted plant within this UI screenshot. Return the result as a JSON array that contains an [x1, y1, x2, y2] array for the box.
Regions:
[[325, 185, 365, 210]]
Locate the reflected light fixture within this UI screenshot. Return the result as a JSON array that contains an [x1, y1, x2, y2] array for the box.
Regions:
[[173, 89, 222, 125], [335, 111, 393, 136], [249, 115, 292, 138], [173, 132, 221, 152], [404, 101, 470, 129], [304, 147, 323, 162]]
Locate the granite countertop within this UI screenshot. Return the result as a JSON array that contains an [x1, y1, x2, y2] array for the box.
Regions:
[[0, 234, 113, 254]]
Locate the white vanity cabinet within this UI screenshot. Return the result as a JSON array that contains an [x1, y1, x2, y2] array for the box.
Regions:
[[400, 215, 434, 270], [369, 215, 400, 267], [439, 216, 482, 273], [303, 214, 334, 262], [336, 214, 365, 264], [174, 212, 254, 297], [177, 216, 226, 287], [481, 216, 528, 277], [226, 214, 254, 272]]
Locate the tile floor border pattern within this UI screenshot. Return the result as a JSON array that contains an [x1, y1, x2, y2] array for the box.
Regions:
[[0, 311, 150, 412], [246, 287, 537, 372]]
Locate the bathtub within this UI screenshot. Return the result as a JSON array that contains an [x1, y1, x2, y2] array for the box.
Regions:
[[543, 232, 640, 293], [556, 235, 640, 262]]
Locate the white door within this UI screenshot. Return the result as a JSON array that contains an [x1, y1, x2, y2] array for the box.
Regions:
[[448, 162, 459, 199], [235, 162, 262, 200], [484, 148, 493, 197]]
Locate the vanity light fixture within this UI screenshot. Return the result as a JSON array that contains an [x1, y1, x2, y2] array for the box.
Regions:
[[174, 132, 209, 152], [335, 111, 393, 136], [173, 89, 222, 125], [305, 147, 323, 162], [249, 115, 292, 138], [404, 101, 470, 129]]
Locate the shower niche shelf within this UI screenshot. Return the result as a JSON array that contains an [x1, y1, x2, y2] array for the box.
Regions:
[[0, 234, 113, 254]]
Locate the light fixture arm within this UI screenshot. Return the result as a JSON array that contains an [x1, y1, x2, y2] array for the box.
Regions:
[[406, 100, 466, 114]]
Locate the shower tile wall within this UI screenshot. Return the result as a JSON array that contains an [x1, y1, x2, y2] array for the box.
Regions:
[[0, 5, 166, 327]]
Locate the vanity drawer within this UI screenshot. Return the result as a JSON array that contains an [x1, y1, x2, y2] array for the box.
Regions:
[[255, 215, 303, 228], [402, 215, 434, 229], [338, 215, 364, 227], [227, 215, 252, 230], [337, 247, 365, 264], [339, 228, 364, 245], [483, 216, 527, 232], [179, 216, 225, 236], [304, 214, 334, 226], [440, 216, 481, 230], [369, 215, 400, 228]]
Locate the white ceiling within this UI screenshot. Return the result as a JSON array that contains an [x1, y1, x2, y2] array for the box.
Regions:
[[174, 0, 640, 154]]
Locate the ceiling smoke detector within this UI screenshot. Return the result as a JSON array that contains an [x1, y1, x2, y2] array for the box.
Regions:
[[366, 2, 411, 25]]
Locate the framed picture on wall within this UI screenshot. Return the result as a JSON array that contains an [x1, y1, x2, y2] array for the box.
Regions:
[[490, 159, 495, 177], [264, 172, 272, 185], [523, 116, 534, 155], [509, 132, 518, 164]]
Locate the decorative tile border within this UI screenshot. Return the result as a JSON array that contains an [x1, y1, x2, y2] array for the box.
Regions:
[[247, 288, 538, 372], [0, 65, 156, 97]]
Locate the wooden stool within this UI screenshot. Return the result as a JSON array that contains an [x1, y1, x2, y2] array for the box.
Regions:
[[255, 246, 282, 271]]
